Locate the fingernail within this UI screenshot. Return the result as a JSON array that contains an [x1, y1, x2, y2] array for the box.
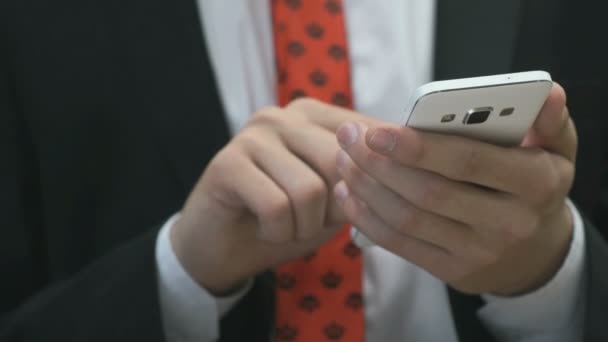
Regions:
[[368, 128, 396, 152], [336, 150, 349, 171], [334, 181, 349, 204], [337, 122, 359, 148]]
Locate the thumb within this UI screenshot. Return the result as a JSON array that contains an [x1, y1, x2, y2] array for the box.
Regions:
[[522, 82, 577, 162]]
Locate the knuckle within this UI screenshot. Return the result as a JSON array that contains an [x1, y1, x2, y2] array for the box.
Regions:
[[253, 105, 281, 117], [286, 97, 321, 111], [259, 194, 291, 222], [235, 131, 266, 154], [208, 148, 232, 171], [291, 178, 328, 204], [542, 156, 562, 191], [502, 212, 539, 244], [533, 158, 562, 206], [556, 161, 575, 194], [249, 106, 284, 126], [209, 146, 244, 175]]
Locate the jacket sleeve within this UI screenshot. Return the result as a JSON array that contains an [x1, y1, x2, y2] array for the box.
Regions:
[[582, 217, 608, 341], [0, 231, 167, 341]]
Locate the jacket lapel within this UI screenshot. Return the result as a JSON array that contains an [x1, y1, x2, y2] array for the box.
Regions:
[[114, 0, 231, 193], [434, 0, 524, 80]]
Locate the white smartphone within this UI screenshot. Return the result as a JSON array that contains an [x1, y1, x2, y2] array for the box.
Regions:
[[351, 71, 554, 248]]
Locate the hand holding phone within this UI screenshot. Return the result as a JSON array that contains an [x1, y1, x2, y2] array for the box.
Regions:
[[351, 71, 553, 247]]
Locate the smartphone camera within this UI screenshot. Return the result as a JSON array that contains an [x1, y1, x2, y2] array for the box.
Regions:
[[463, 107, 493, 125]]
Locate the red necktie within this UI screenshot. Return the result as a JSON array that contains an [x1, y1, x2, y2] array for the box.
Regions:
[[271, 1, 364, 341]]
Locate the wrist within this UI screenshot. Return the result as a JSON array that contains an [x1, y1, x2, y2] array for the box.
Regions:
[[169, 214, 255, 296], [492, 205, 574, 297]]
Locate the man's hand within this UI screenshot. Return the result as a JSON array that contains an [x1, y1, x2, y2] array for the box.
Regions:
[[334, 84, 577, 296], [171, 99, 371, 295]]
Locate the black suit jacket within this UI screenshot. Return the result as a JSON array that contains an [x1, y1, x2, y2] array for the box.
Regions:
[[1, 0, 607, 341]]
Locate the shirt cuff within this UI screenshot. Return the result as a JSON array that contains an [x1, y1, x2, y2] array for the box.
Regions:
[[478, 199, 586, 342], [156, 214, 252, 342]]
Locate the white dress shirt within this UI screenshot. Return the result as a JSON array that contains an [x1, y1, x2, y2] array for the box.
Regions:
[[156, 1, 587, 341]]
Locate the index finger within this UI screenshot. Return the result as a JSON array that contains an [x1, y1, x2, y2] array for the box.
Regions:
[[286, 98, 380, 132]]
